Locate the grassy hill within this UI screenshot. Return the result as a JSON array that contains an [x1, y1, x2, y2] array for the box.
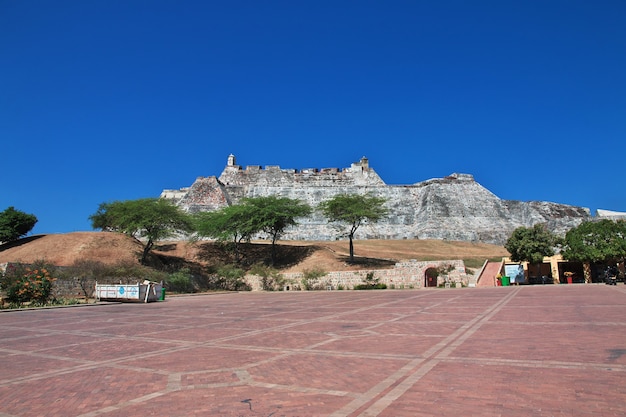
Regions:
[[0, 232, 509, 273]]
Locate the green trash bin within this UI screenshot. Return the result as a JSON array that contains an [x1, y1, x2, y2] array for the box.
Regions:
[[160, 287, 166, 301], [501, 276, 510, 286]]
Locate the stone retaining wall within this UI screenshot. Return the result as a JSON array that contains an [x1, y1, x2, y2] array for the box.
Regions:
[[245, 259, 468, 291]]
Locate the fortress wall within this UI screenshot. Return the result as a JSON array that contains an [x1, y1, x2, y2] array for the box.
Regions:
[[160, 188, 189, 201], [235, 185, 421, 240], [219, 156, 385, 188], [231, 180, 530, 242], [178, 176, 231, 213], [164, 155, 591, 244]]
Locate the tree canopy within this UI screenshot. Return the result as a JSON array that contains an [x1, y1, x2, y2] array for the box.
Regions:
[[505, 224, 558, 264], [561, 219, 626, 264], [318, 193, 388, 262], [194, 196, 312, 265], [0, 206, 38, 243], [241, 196, 312, 264], [194, 204, 258, 263], [505, 224, 558, 281], [89, 198, 194, 264]]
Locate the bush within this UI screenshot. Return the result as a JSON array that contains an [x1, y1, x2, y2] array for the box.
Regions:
[[165, 268, 195, 293], [353, 271, 386, 290], [65, 259, 109, 299], [1, 261, 57, 304], [249, 263, 284, 291], [107, 260, 168, 282], [354, 283, 387, 290], [301, 267, 327, 290], [215, 264, 250, 291], [64, 260, 169, 299]]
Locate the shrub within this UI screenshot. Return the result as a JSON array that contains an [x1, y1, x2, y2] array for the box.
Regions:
[[165, 268, 195, 293], [107, 260, 167, 282], [65, 259, 109, 299], [353, 271, 386, 290], [249, 263, 284, 291], [64, 260, 168, 299], [354, 283, 387, 290], [215, 264, 250, 291], [301, 267, 327, 290], [1, 261, 57, 304]]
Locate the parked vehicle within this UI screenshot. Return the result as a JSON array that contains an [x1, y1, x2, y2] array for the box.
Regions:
[[604, 266, 619, 285]]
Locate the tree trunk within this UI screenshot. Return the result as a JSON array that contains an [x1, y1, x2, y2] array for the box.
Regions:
[[547, 263, 558, 284], [141, 239, 154, 265], [583, 262, 592, 283], [234, 237, 241, 264], [270, 232, 278, 266], [348, 233, 354, 263]]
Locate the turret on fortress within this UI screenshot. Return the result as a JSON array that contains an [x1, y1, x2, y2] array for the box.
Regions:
[[161, 154, 590, 244], [217, 154, 385, 187]]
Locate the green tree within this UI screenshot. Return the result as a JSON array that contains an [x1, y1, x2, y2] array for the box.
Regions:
[[89, 198, 194, 265], [0, 207, 38, 243], [505, 224, 558, 283], [318, 193, 388, 263], [194, 204, 259, 263], [242, 196, 312, 265], [562, 219, 626, 282]]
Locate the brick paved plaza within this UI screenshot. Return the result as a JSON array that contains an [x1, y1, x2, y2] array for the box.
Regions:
[[1, 285, 625, 416]]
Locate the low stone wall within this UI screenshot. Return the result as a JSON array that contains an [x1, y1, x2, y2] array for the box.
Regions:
[[245, 259, 468, 291]]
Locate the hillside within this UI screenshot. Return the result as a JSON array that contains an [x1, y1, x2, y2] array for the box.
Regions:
[[0, 232, 509, 272]]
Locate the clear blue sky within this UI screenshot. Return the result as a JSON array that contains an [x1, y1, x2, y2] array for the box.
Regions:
[[2, 1, 625, 235]]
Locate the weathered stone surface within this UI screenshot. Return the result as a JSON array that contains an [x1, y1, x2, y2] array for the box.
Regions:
[[245, 259, 467, 291], [161, 155, 590, 244]]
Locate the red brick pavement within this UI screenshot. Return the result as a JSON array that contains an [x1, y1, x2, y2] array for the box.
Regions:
[[1, 285, 625, 416]]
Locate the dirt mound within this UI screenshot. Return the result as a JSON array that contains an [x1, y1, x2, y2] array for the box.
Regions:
[[0, 232, 143, 266], [0, 232, 509, 272]]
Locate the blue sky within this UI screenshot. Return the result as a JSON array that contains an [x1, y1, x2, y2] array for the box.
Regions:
[[2, 1, 625, 235]]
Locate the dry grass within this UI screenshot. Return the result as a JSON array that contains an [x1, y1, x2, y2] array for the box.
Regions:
[[0, 232, 509, 273]]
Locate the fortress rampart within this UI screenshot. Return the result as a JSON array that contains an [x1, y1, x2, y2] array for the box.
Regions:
[[161, 155, 591, 244], [216, 155, 386, 187]]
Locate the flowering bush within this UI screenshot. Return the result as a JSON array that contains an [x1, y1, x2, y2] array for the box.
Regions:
[[2, 262, 56, 304]]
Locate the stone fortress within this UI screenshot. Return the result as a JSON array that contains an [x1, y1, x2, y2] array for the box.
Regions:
[[161, 154, 591, 245]]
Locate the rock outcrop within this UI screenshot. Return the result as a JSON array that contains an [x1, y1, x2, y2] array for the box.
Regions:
[[161, 155, 591, 244]]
